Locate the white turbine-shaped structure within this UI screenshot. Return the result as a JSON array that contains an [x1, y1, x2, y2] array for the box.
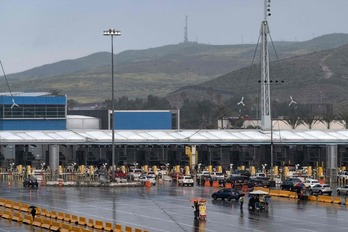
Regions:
[[289, 96, 297, 106], [237, 97, 245, 106], [11, 99, 19, 109]]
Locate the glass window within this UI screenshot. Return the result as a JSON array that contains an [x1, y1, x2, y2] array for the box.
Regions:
[[0, 104, 66, 119]]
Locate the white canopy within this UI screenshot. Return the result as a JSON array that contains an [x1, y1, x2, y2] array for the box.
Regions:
[[0, 129, 348, 145]]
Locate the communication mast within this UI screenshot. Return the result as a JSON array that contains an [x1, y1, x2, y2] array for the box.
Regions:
[[184, 16, 188, 43], [260, 0, 272, 130]]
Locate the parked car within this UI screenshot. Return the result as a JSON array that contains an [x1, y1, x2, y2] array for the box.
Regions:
[[225, 175, 248, 185], [146, 171, 157, 178], [338, 171, 348, 180], [197, 171, 211, 178], [280, 178, 302, 191], [128, 169, 143, 180], [310, 184, 332, 195], [110, 170, 128, 179], [252, 173, 267, 178], [337, 185, 348, 195], [178, 176, 194, 187], [210, 172, 225, 181], [139, 175, 156, 185], [162, 175, 173, 182], [23, 176, 39, 188], [211, 188, 242, 201], [303, 178, 320, 188], [170, 172, 183, 180], [233, 170, 251, 178], [248, 178, 270, 188]]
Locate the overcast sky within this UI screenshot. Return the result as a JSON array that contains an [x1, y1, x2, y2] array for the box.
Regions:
[[0, 0, 347, 74]]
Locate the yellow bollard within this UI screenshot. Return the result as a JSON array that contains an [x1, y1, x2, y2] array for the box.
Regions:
[[185, 166, 190, 176], [250, 166, 256, 176], [17, 165, 22, 174], [307, 166, 312, 177], [89, 165, 94, 175], [217, 166, 222, 173], [80, 165, 84, 174], [283, 166, 289, 179], [175, 165, 180, 173], [143, 165, 148, 173], [273, 166, 278, 176], [153, 166, 158, 175], [27, 165, 31, 175], [208, 165, 212, 173], [318, 167, 323, 178]]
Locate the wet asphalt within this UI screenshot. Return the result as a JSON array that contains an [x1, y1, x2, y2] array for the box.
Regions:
[[0, 180, 347, 232]]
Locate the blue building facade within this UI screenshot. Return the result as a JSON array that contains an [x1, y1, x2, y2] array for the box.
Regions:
[[114, 110, 172, 130], [0, 95, 66, 130]]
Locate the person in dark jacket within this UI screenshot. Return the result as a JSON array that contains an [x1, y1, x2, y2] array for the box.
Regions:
[[192, 201, 200, 219], [31, 207, 36, 220]]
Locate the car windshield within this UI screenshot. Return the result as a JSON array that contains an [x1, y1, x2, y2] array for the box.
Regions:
[[323, 185, 330, 187]]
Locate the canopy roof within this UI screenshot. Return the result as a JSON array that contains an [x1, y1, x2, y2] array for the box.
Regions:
[[0, 129, 348, 145]]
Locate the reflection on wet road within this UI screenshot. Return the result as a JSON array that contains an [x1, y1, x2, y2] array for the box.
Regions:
[[0, 181, 347, 231]]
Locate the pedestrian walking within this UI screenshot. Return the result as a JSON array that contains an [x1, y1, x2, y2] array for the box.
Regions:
[[30, 207, 36, 220], [192, 201, 200, 219], [239, 195, 244, 209]]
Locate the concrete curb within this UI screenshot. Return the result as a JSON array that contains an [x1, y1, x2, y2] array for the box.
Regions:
[[45, 181, 143, 187]]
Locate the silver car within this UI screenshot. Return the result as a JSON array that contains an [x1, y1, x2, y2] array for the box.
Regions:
[[310, 184, 332, 195], [337, 185, 348, 195]]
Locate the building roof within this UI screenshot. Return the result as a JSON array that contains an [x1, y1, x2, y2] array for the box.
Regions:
[[0, 129, 347, 145]]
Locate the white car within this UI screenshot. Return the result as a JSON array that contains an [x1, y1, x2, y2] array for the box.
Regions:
[[139, 175, 156, 185], [211, 172, 225, 181], [253, 173, 267, 178], [303, 178, 320, 188], [197, 171, 211, 180], [128, 169, 143, 180], [178, 176, 194, 187], [310, 184, 332, 195], [337, 185, 348, 195], [161, 175, 173, 182]]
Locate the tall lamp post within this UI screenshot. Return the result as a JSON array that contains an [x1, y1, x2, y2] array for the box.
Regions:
[[103, 28, 121, 180]]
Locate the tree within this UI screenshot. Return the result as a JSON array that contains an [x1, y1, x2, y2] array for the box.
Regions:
[[302, 114, 319, 129], [284, 114, 303, 129], [338, 112, 348, 129], [67, 99, 79, 110], [319, 112, 336, 129]]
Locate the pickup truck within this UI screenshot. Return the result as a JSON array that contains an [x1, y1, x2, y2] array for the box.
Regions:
[[178, 176, 194, 187]]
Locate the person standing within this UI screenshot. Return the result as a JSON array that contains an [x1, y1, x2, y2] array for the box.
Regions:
[[239, 195, 244, 209]]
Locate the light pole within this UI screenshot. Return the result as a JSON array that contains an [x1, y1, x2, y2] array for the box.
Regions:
[[103, 28, 121, 180]]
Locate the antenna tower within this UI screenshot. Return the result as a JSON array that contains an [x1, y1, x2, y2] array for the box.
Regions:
[[260, 0, 272, 130], [184, 16, 188, 43]]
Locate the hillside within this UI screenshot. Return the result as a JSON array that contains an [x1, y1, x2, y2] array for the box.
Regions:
[[1, 33, 348, 103], [167, 44, 348, 113]]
